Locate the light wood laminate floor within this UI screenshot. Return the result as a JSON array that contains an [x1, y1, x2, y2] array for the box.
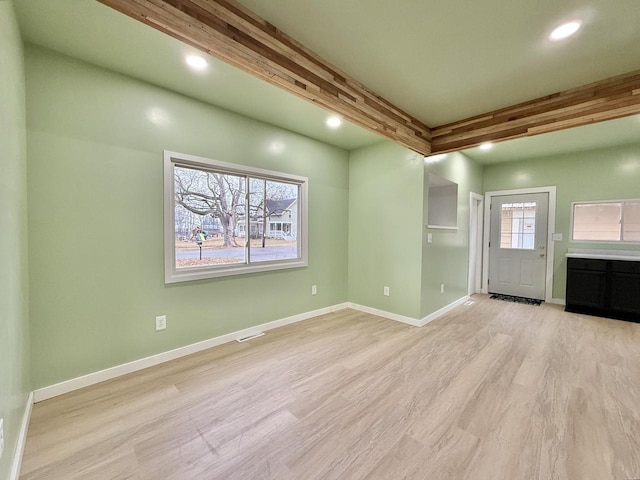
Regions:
[[20, 295, 640, 480]]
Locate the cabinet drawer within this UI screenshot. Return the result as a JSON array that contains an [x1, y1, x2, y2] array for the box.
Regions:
[[611, 261, 640, 274], [567, 258, 607, 271]]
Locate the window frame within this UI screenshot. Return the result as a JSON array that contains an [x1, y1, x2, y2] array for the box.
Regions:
[[570, 198, 640, 245], [164, 150, 308, 283]]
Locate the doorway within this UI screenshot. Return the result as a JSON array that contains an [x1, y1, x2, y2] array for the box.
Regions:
[[482, 187, 557, 302], [468, 193, 484, 295]]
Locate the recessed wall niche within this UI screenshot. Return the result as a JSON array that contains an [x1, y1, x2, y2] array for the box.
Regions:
[[427, 173, 458, 229]]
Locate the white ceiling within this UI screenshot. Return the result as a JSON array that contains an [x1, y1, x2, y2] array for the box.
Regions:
[[238, 0, 640, 126], [14, 0, 640, 162], [14, 0, 383, 151]]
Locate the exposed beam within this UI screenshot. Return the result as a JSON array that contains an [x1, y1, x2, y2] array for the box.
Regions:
[[98, 0, 432, 154], [431, 70, 640, 154]]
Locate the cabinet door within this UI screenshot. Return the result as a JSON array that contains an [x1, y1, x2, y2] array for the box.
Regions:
[[610, 272, 640, 317], [566, 269, 607, 310]]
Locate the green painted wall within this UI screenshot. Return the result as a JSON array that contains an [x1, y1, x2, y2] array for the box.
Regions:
[[422, 153, 484, 318], [348, 142, 424, 319], [483, 143, 640, 299], [26, 45, 350, 389], [0, 2, 30, 477], [348, 146, 483, 321]]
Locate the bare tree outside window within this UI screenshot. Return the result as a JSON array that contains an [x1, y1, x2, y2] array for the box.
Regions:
[[165, 156, 306, 282]]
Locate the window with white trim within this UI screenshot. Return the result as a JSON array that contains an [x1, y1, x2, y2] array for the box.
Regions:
[[164, 151, 308, 283], [571, 199, 640, 243]]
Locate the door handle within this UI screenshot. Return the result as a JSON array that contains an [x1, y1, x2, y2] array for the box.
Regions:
[[539, 253, 545, 258]]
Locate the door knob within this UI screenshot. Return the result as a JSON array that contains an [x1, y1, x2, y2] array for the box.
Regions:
[[539, 253, 545, 258]]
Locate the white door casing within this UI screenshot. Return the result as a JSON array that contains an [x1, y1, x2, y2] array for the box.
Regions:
[[488, 192, 548, 300], [468, 193, 484, 295]]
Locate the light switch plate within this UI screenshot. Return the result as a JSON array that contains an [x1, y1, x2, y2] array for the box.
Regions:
[[155, 315, 167, 331]]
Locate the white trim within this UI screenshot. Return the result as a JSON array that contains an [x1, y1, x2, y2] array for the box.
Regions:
[[9, 392, 33, 480], [348, 295, 470, 328], [482, 186, 557, 303], [569, 198, 640, 245], [34, 303, 347, 402], [468, 192, 484, 295], [164, 150, 309, 284], [347, 303, 422, 326], [426, 225, 459, 230], [547, 298, 566, 306], [32, 295, 473, 402], [418, 295, 470, 326]]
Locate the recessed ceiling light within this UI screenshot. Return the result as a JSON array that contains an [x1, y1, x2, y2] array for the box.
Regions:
[[549, 21, 581, 41], [185, 55, 208, 71], [425, 154, 448, 164], [479, 142, 493, 151], [326, 116, 342, 128]]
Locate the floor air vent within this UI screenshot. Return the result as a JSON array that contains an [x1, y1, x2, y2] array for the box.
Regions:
[[236, 332, 265, 343]]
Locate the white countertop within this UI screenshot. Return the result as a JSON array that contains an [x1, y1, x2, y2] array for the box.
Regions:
[[566, 249, 640, 262]]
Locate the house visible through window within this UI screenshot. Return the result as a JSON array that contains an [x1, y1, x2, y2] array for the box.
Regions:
[[572, 199, 640, 242], [500, 202, 536, 249], [165, 151, 308, 283]]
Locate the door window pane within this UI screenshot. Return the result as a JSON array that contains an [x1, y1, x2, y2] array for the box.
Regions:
[[500, 202, 536, 249]]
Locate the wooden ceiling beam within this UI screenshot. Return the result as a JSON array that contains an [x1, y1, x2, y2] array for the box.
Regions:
[[98, 0, 432, 154], [431, 70, 640, 154]]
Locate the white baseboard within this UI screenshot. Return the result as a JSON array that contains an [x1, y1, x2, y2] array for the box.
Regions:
[[348, 295, 470, 328], [33, 296, 472, 403], [347, 303, 422, 326], [547, 298, 566, 306], [418, 295, 470, 326], [34, 303, 348, 402], [9, 392, 33, 480]]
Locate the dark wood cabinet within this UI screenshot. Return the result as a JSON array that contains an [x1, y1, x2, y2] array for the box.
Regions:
[[566, 257, 640, 323]]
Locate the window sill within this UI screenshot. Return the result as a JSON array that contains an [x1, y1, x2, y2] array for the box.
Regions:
[[426, 224, 458, 230], [165, 258, 308, 284]]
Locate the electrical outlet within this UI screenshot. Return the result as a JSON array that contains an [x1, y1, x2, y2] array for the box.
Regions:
[[311, 285, 317, 295], [0, 418, 4, 459], [427, 233, 433, 243], [155, 315, 167, 331], [440, 284, 445, 294], [383, 286, 390, 296]]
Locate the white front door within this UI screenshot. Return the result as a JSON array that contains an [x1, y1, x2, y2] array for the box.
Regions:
[[488, 193, 548, 300]]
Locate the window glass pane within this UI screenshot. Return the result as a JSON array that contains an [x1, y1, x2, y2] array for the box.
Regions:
[[623, 201, 640, 241], [249, 178, 299, 263], [573, 203, 621, 241], [500, 202, 536, 249], [174, 166, 246, 268]]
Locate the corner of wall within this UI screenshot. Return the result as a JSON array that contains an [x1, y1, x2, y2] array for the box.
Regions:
[[347, 141, 424, 319], [0, 2, 32, 479]]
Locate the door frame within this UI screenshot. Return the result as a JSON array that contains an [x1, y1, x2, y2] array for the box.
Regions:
[[482, 186, 557, 302], [468, 192, 484, 295]]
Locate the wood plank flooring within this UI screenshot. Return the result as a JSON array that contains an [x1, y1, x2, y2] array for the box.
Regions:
[[20, 295, 640, 480]]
